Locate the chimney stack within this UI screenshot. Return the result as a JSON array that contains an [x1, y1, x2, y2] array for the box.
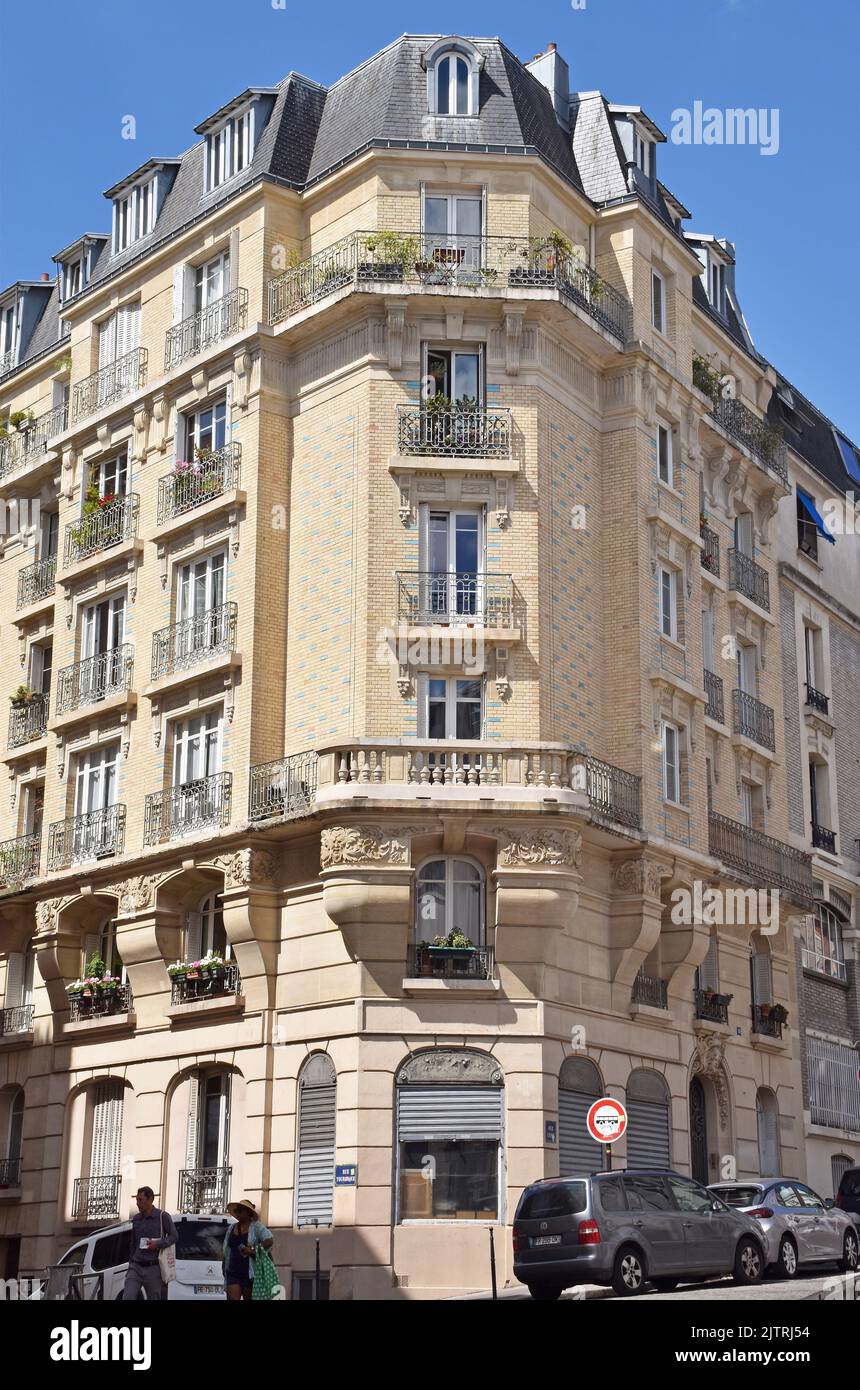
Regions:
[[526, 43, 570, 131], [40, 272, 50, 282]]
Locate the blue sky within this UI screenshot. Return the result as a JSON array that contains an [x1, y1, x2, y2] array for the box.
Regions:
[[1, 0, 856, 436]]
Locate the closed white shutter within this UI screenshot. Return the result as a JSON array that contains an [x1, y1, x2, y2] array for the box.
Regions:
[[4, 953, 25, 1008], [185, 1075, 201, 1168], [99, 315, 116, 368], [172, 265, 187, 325], [626, 1100, 671, 1169], [559, 1089, 605, 1176], [396, 1085, 502, 1140], [82, 933, 101, 977], [90, 1082, 123, 1178], [698, 934, 720, 992], [185, 911, 203, 963], [296, 1069, 337, 1227], [116, 303, 140, 358], [751, 952, 772, 1006]]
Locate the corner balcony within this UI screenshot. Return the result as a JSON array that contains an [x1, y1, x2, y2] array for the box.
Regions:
[[0, 833, 40, 888], [395, 571, 520, 639], [395, 404, 512, 460], [0, 403, 67, 489], [167, 961, 243, 1024], [72, 1175, 121, 1225], [408, 943, 495, 982], [143, 772, 233, 846], [16, 555, 56, 620], [727, 548, 770, 612], [707, 395, 788, 486], [48, 804, 126, 871], [266, 231, 633, 345], [61, 494, 141, 581], [700, 523, 720, 578], [51, 644, 135, 733], [155, 444, 243, 535], [164, 288, 248, 371], [249, 749, 318, 822], [72, 347, 147, 423], [0, 1005, 34, 1037], [703, 669, 724, 724], [708, 811, 812, 905], [8, 693, 49, 750], [147, 603, 239, 697], [731, 689, 775, 752], [178, 1165, 232, 1213]]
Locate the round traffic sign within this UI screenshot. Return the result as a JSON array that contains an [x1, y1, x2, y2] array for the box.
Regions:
[[587, 1096, 628, 1144]]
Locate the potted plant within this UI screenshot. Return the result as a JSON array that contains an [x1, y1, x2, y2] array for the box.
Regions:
[[185, 960, 201, 981], [10, 684, 36, 709], [9, 410, 35, 433], [693, 352, 722, 402], [360, 232, 419, 282], [167, 962, 187, 980], [770, 1004, 789, 1025], [758, 1003, 772, 1019]]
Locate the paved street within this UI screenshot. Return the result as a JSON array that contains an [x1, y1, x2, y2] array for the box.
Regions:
[[455, 1268, 853, 1301]]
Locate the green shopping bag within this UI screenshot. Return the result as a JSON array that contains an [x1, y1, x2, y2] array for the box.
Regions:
[[251, 1243, 280, 1300]]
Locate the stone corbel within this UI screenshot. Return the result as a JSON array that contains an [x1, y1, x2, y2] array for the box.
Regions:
[[765, 763, 774, 811], [225, 670, 236, 723], [495, 646, 512, 700], [495, 476, 510, 528], [639, 364, 658, 428], [128, 550, 139, 604], [152, 393, 170, 453], [685, 404, 703, 466], [385, 302, 406, 371], [8, 768, 17, 811], [56, 734, 66, 781], [233, 349, 253, 412], [395, 471, 413, 526], [504, 309, 524, 376], [63, 583, 73, 630], [445, 312, 464, 341], [712, 736, 721, 785], [132, 401, 150, 465], [60, 446, 77, 500], [18, 630, 26, 667], [120, 711, 131, 760], [397, 663, 412, 698], [759, 621, 768, 671], [228, 507, 240, 557], [758, 490, 780, 546], [191, 368, 207, 401], [685, 542, 694, 597], [96, 421, 111, 452], [157, 542, 169, 589]]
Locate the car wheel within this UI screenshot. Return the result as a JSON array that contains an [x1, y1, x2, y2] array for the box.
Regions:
[[651, 1278, 678, 1292], [838, 1229, 859, 1274], [611, 1246, 646, 1297], [527, 1283, 564, 1301], [776, 1236, 798, 1279], [733, 1237, 764, 1285]]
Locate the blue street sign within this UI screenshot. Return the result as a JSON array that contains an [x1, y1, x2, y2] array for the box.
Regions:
[[335, 1164, 357, 1186]]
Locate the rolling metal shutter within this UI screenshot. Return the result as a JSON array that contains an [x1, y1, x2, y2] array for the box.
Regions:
[[559, 1090, 605, 1175], [756, 1095, 780, 1177], [296, 1078, 336, 1227], [396, 1085, 502, 1141], [626, 1099, 671, 1169]]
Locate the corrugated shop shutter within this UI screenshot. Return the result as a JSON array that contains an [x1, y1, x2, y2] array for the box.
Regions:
[[396, 1085, 502, 1141], [626, 1099, 671, 1169], [559, 1089, 605, 1176], [296, 1060, 336, 1228]]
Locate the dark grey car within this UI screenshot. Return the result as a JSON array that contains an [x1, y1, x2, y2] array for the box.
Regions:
[[513, 1169, 766, 1299]]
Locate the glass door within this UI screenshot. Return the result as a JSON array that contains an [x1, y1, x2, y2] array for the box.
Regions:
[[176, 551, 226, 660], [81, 594, 125, 703], [199, 1074, 230, 1172], [73, 746, 118, 860], [424, 510, 482, 621], [423, 195, 482, 279], [172, 710, 222, 832]]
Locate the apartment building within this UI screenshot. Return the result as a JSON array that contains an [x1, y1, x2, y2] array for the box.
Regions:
[[0, 33, 856, 1297]]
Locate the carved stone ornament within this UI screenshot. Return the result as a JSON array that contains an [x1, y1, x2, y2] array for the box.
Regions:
[[214, 848, 279, 888], [612, 857, 673, 899], [397, 1049, 504, 1086], [113, 874, 162, 915], [320, 825, 414, 870], [495, 828, 582, 870], [35, 896, 74, 935], [692, 1034, 730, 1125]]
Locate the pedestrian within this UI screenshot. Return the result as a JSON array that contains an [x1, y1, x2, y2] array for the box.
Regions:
[[223, 1199, 274, 1301], [123, 1187, 177, 1302]]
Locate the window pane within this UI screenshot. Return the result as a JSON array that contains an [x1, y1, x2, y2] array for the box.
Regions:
[[400, 1139, 497, 1219], [424, 198, 449, 238], [455, 58, 469, 114], [425, 351, 449, 397], [437, 58, 450, 114], [452, 352, 480, 403], [520, 1182, 588, 1219], [454, 199, 482, 239], [416, 864, 446, 941], [452, 871, 482, 941]]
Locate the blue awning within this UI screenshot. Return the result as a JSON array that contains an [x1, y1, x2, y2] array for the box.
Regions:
[[797, 488, 836, 545]]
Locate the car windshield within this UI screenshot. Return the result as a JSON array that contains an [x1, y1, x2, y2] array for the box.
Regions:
[[175, 1219, 231, 1260], [518, 1183, 588, 1220], [840, 1172, 860, 1196], [711, 1186, 763, 1208]]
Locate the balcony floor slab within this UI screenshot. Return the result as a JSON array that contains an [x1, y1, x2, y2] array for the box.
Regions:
[[49, 690, 137, 735], [13, 591, 56, 626], [59, 537, 144, 587], [144, 651, 241, 700], [5, 733, 49, 762], [154, 488, 246, 542]]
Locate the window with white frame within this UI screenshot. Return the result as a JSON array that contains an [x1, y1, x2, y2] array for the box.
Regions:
[[71, 743, 120, 863], [206, 107, 254, 191], [81, 918, 126, 984], [658, 566, 678, 640], [736, 640, 758, 697], [651, 270, 665, 333], [423, 344, 483, 405], [422, 676, 483, 740], [634, 129, 652, 178], [112, 177, 157, 254], [88, 452, 128, 503], [0, 301, 19, 366], [184, 890, 232, 963], [657, 423, 674, 486], [428, 45, 479, 116], [173, 708, 222, 788], [421, 194, 483, 275], [98, 302, 140, 371], [62, 258, 83, 301], [661, 720, 682, 804], [183, 398, 228, 460], [415, 858, 484, 946], [802, 903, 847, 981], [709, 258, 725, 315]]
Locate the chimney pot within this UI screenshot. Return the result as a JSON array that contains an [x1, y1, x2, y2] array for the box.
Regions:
[[548, 42, 557, 51], [40, 272, 50, 282]]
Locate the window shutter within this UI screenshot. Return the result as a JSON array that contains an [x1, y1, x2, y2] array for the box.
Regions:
[[626, 1098, 671, 1169], [756, 1097, 779, 1178], [4, 953, 25, 1008], [98, 315, 116, 368], [185, 911, 203, 963], [296, 1063, 337, 1228], [172, 265, 186, 325], [396, 1085, 502, 1141], [82, 933, 100, 977], [185, 1075, 201, 1169], [751, 952, 772, 1006], [90, 1083, 124, 1178], [559, 1089, 605, 1176], [699, 934, 719, 992], [228, 231, 238, 291]]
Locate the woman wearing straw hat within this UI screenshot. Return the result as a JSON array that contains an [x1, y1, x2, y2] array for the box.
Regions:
[[223, 1199, 274, 1301]]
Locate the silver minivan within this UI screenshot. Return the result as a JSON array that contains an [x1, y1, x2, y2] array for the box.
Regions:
[[48, 1213, 232, 1300], [513, 1169, 765, 1299]]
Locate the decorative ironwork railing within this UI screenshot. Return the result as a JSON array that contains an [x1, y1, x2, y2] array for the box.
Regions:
[[249, 749, 317, 822], [805, 684, 830, 717], [632, 970, 668, 1008], [72, 347, 147, 421], [728, 548, 770, 611], [178, 1166, 232, 1213], [63, 494, 139, 566], [751, 1005, 783, 1039], [266, 231, 633, 342], [0, 1004, 34, 1036], [0, 403, 67, 480], [585, 754, 643, 831], [156, 444, 241, 524], [170, 960, 241, 1006], [48, 805, 126, 870], [0, 347, 16, 376], [704, 669, 724, 724], [16, 555, 56, 609], [694, 990, 730, 1025], [69, 983, 133, 1022], [0, 833, 40, 887], [711, 396, 788, 484], [396, 571, 516, 627], [8, 693, 49, 747], [395, 404, 512, 458], [55, 644, 133, 714], [732, 688, 775, 751], [164, 288, 248, 370], [811, 822, 836, 855], [143, 772, 233, 845], [0, 1157, 22, 1187], [700, 524, 720, 577], [708, 811, 812, 903], [409, 944, 495, 981], [72, 1175, 121, 1223], [151, 603, 237, 680]]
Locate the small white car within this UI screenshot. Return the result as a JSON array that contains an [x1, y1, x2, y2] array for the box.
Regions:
[[49, 1212, 233, 1300], [708, 1179, 859, 1279]]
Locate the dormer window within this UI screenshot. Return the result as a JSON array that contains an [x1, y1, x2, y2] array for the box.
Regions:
[[634, 130, 652, 178], [112, 175, 157, 253], [709, 259, 725, 315], [424, 39, 482, 117], [206, 107, 253, 191], [63, 258, 83, 300]]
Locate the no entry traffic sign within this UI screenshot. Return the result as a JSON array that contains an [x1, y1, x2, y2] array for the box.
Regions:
[[586, 1096, 628, 1144]]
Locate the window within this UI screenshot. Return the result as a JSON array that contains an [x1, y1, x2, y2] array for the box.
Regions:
[[651, 270, 665, 333], [797, 492, 818, 559], [423, 677, 483, 740], [802, 903, 846, 981], [559, 1057, 606, 1176], [756, 1089, 780, 1179], [658, 567, 678, 640], [41, 508, 59, 561], [520, 1183, 589, 1219], [736, 641, 757, 696], [293, 1272, 330, 1300], [808, 1038, 860, 1130], [295, 1055, 336, 1228], [835, 432, 860, 488], [183, 399, 227, 460], [421, 195, 483, 278], [415, 859, 484, 945], [87, 1081, 124, 1185], [661, 721, 681, 804], [420, 507, 484, 621], [668, 1176, 713, 1213], [29, 642, 52, 699], [24, 784, 44, 839], [194, 252, 230, 318], [82, 918, 126, 983], [72, 744, 120, 860], [4, 1090, 24, 1174], [709, 259, 725, 315], [98, 303, 140, 369], [696, 932, 719, 993], [0, 301, 18, 365], [634, 130, 652, 177], [63, 258, 83, 301], [741, 780, 764, 831], [804, 625, 824, 695], [78, 593, 126, 707], [173, 708, 222, 787], [176, 551, 226, 660], [702, 607, 715, 671], [206, 108, 254, 191], [112, 177, 157, 253], [657, 424, 673, 486], [734, 510, 754, 557], [749, 940, 773, 1009], [90, 1230, 128, 1273], [423, 345, 482, 405], [427, 44, 478, 116], [625, 1072, 671, 1169], [184, 891, 231, 964]]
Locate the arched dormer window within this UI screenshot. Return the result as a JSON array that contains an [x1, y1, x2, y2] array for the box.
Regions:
[[424, 39, 482, 117]]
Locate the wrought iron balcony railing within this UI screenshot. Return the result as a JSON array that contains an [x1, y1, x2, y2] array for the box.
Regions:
[[178, 1166, 232, 1213], [0, 1157, 22, 1187], [711, 396, 788, 485], [732, 688, 775, 751], [164, 288, 248, 370], [0, 1004, 34, 1036], [0, 833, 40, 887], [704, 669, 724, 724], [395, 404, 512, 458], [151, 603, 237, 681], [266, 231, 633, 342], [805, 684, 830, 717], [396, 571, 516, 628], [700, 523, 720, 577], [48, 804, 126, 870], [72, 1174, 121, 1223], [585, 754, 643, 831], [0, 346, 16, 377], [69, 982, 133, 1022], [632, 970, 668, 1009], [249, 749, 317, 822], [143, 772, 232, 845], [409, 944, 495, 980], [694, 990, 730, 1025], [63, 494, 139, 567], [16, 555, 56, 610], [55, 644, 133, 715], [170, 960, 241, 1006], [728, 548, 770, 611], [751, 1005, 784, 1039], [708, 811, 813, 903], [811, 822, 837, 855], [0, 403, 68, 480], [8, 693, 49, 747], [72, 347, 147, 421], [156, 443, 241, 524]]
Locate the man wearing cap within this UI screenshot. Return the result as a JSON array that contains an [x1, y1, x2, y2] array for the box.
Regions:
[[123, 1186, 178, 1301], [223, 1199, 274, 1301]]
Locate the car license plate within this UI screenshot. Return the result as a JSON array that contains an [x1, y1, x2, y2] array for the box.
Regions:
[[194, 1284, 223, 1295], [532, 1235, 562, 1247]]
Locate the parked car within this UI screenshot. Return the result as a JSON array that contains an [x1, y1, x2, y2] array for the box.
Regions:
[[513, 1169, 766, 1300], [708, 1178, 859, 1278], [45, 1213, 233, 1300], [834, 1167, 860, 1235]]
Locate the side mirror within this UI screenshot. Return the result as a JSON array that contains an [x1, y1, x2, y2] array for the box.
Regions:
[[824, 1198, 835, 1210]]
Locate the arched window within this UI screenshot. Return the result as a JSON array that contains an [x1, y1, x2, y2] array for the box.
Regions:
[[186, 891, 231, 962], [182, 1069, 231, 1211], [749, 934, 773, 1009], [415, 858, 484, 944], [802, 903, 846, 981], [77, 1080, 124, 1221], [559, 1057, 605, 1176], [425, 40, 481, 117], [1, 1088, 24, 1187], [831, 1153, 855, 1198], [626, 1069, 671, 1169], [756, 1088, 780, 1178], [295, 1054, 337, 1228]]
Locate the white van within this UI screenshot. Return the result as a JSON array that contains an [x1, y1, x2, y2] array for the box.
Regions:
[[51, 1212, 233, 1300]]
